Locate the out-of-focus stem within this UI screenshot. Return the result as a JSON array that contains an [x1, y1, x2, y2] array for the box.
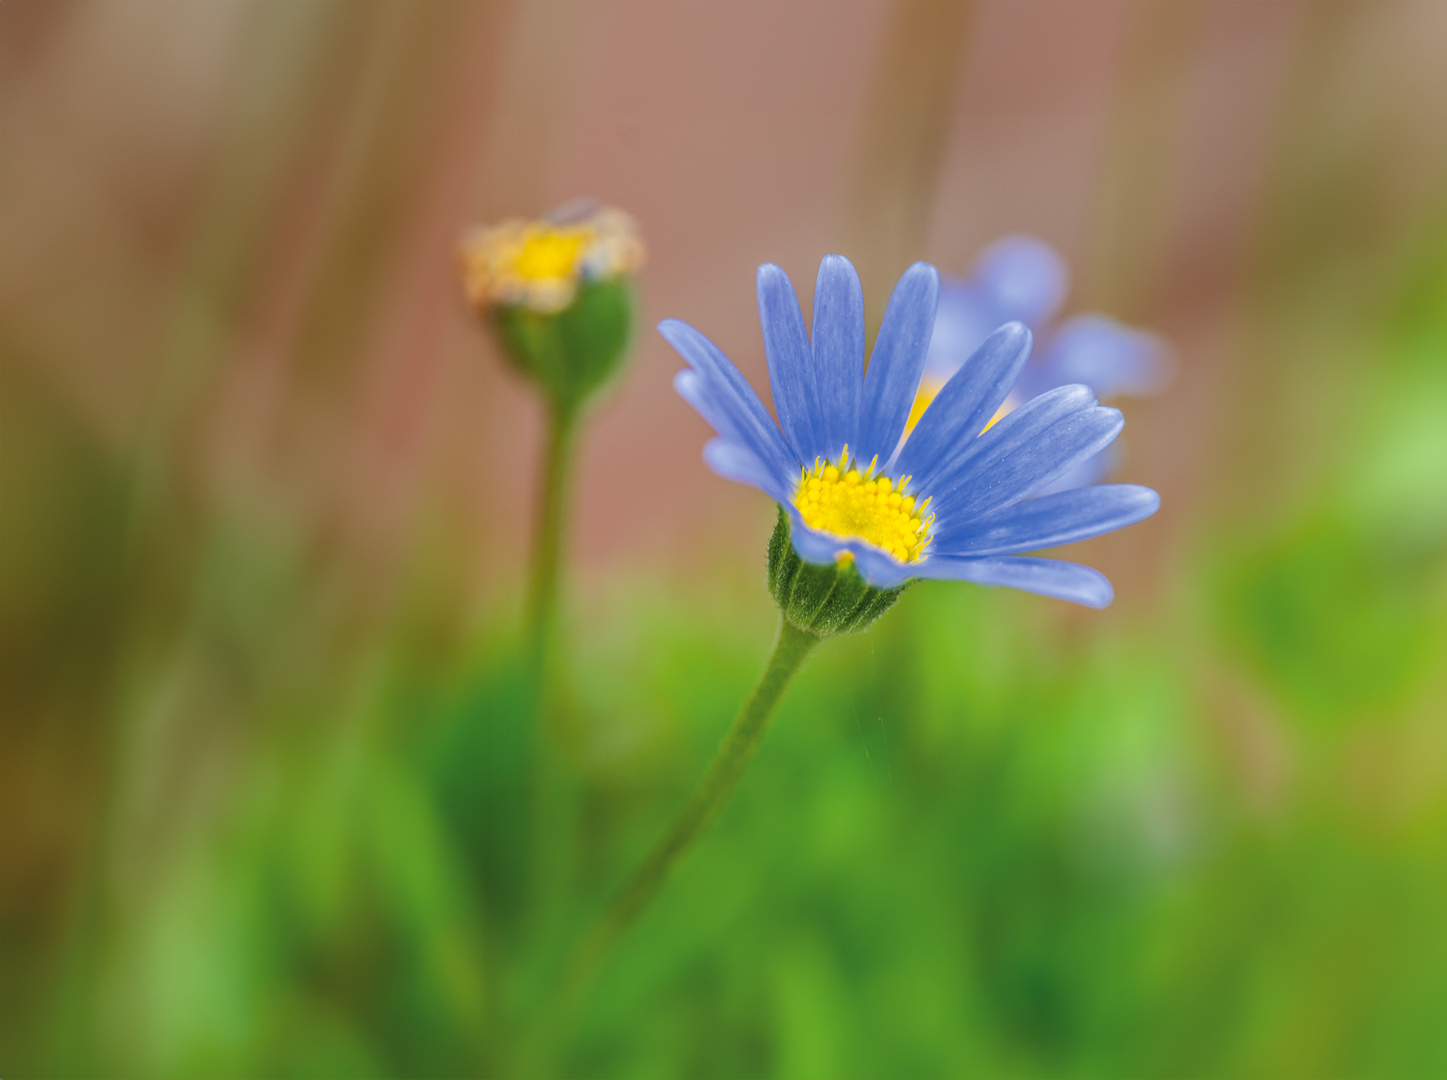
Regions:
[[526, 398, 578, 682]]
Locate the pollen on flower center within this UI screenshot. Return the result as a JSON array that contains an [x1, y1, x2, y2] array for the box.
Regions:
[[513, 227, 591, 281], [459, 205, 645, 315], [793, 446, 934, 563]]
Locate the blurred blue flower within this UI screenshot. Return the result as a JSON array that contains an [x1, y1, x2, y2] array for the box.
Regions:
[[662, 255, 1159, 608], [917, 236, 1170, 491]]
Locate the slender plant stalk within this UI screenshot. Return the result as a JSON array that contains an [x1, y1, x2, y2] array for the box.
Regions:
[[520, 397, 581, 960], [541, 616, 821, 1041], [526, 399, 579, 680]]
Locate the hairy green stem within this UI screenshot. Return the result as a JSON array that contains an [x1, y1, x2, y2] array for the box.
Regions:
[[543, 617, 821, 1039]]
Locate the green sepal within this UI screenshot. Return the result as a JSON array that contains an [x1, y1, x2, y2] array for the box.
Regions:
[[766, 507, 908, 637], [492, 278, 636, 410]]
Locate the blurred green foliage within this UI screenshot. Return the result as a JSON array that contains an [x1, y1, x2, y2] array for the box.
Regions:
[[6, 114, 1447, 1080], [7, 231, 1444, 1078], [3, 237, 1445, 1078]]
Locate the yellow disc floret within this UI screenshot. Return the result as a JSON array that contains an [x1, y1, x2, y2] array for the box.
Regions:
[[459, 203, 645, 315], [794, 446, 934, 563], [512, 226, 592, 282]]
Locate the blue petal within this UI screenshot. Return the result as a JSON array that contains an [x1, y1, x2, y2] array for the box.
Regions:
[[927, 386, 1123, 519], [933, 484, 1159, 557], [915, 555, 1114, 608], [703, 439, 792, 503], [785, 512, 845, 564], [894, 322, 1032, 479], [661, 319, 795, 478], [810, 255, 865, 461], [912, 383, 1090, 495], [674, 369, 724, 431], [855, 262, 939, 467], [674, 370, 796, 492], [943, 406, 1124, 519], [850, 545, 914, 589], [973, 235, 1070, 327], [1033, 441, 1119, 495], [1037, 314, 1170, 401], [757, 264, 820, 463]]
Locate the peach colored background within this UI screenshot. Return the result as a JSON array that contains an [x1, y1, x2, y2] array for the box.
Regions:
[[4, 0, 1445, 621]]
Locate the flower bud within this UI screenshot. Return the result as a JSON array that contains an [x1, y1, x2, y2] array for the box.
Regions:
[[460, 200, 644, 409]]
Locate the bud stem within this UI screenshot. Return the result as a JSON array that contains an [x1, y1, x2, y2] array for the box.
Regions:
[[526, 398, 579, 681]]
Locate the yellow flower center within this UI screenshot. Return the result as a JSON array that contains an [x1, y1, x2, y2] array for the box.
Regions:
[[512, 226, 592, 281], [794, 447, 934, 563], [460, 207, 645, 314]]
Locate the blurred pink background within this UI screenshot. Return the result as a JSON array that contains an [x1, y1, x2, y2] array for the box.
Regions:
[[3, 0, 1445, 613]]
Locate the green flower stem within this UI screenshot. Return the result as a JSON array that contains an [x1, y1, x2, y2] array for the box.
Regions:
[[550, 616, 821, 1025], [526, 398, 579, 680], [519, 397, 580, 966]]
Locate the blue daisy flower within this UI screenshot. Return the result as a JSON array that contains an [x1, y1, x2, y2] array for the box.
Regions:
[[916, 236, 1170, 492], [661, 255, 1160, 610]]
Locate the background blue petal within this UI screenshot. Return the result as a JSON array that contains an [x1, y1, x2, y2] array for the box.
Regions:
[[973, 235, 1070, 327], [1038, 313, 1172, 400], [926, 236, 1068, 382], [924, 279, 1001, 380]]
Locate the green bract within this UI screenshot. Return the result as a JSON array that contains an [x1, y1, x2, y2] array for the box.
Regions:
[[767, 508, 908, 637], [493, 279, 637, 410]]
